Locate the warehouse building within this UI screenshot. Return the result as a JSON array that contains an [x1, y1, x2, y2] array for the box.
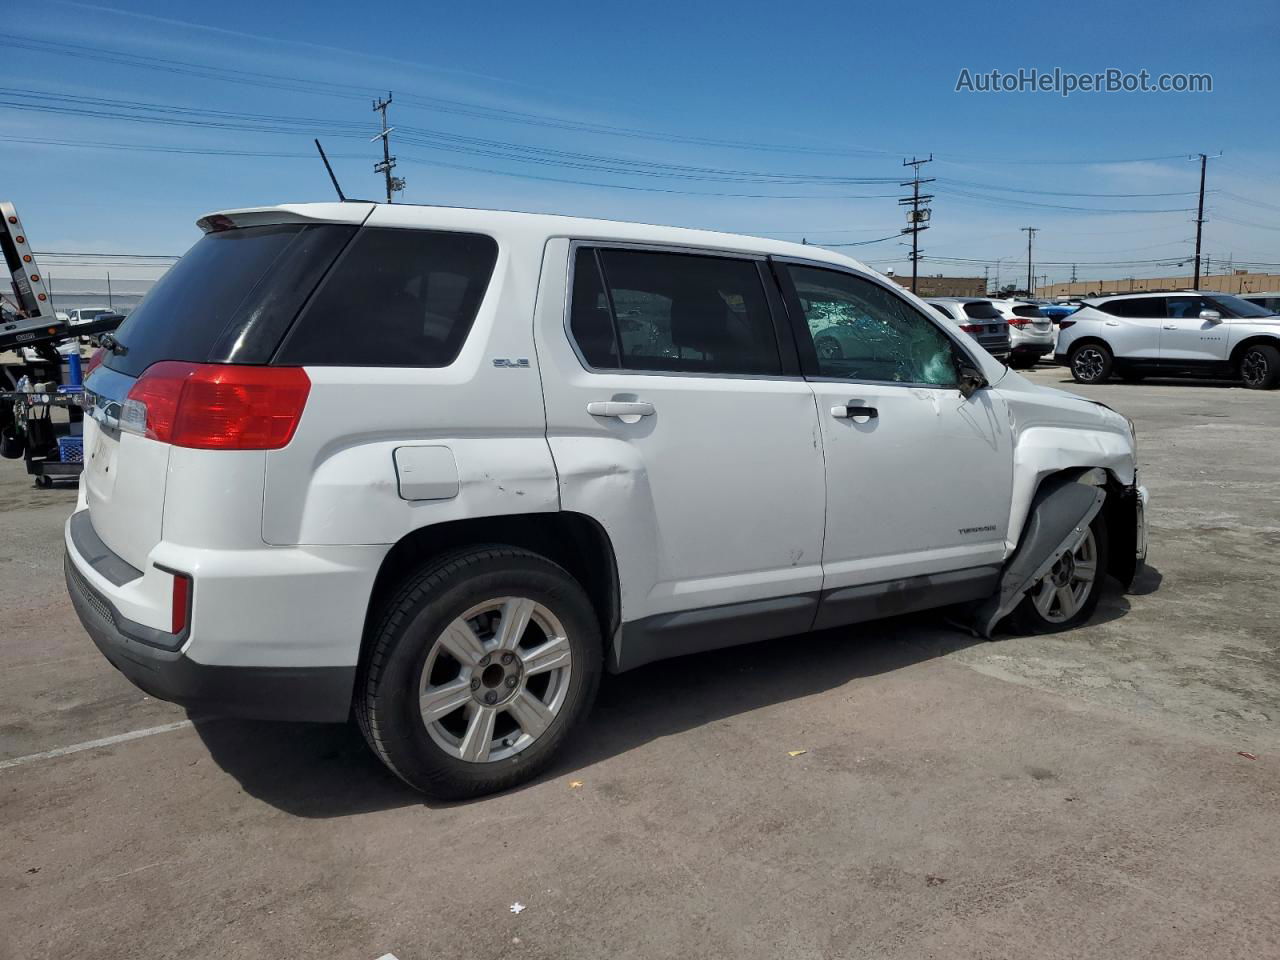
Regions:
[[1039, 270, 1280, 299], [889, 274, 986, 297]]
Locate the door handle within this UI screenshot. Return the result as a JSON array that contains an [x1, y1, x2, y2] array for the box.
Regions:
[[1104, 320, 1120, 326], [831, 403, 878, 421], [1163, 324, 1177, 330], [587, 400, 655, 419]]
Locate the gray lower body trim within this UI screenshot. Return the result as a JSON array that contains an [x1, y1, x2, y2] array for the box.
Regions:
[[611, 565, 999, 672], [69, 509, 142, 587], [812, 566, 1000, 631]]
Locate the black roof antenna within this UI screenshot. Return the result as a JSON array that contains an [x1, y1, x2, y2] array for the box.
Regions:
[[314, 139, 347, 202]]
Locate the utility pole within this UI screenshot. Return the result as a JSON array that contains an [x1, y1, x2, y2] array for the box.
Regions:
[[106, 271, 113, 310], [899, 155, 934, 294], [983, 264, 990, 293], [372, 93, 406, 203], [994, 258, 1003, 294], [1070, 263, 1077, 284], [1021, 227, 1037, 296], [1192, 153, 1207, 288]]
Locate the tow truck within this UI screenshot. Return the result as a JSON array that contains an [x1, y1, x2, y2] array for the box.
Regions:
[[1, 202, 123, 484]]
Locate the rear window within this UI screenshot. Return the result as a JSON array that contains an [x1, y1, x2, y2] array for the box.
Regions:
[[1012, 304, 1043, 318], [961, 302, 1003, 320], [276, 228, 497, 367], [104, 223, 355, 377]]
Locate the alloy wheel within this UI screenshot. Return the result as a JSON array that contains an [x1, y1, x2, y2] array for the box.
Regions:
[[1242, 349, 1269, 387], [418, 597, 573, 763], [1073, 348, 1106, 382], [1031, 527, 1098, 623]]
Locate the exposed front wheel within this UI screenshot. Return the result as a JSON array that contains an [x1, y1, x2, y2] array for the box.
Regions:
[[1011, 514, 1109, 633], [1069, 343, 1113, 384], [356, 546, 602, 799], [1239, 343, 1280, 390]]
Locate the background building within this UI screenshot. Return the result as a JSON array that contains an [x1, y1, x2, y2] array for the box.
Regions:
[[889, 275, 986, 297], [1038, 270, 1280, 299]]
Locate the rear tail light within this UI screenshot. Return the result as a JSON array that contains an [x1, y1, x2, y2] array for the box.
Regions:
[[1008, 317, 1032, 327], [85, 346, 106, 377], [123, 362, 310, 450], [1059, 320, 1077, 330], [958, 323, 984, 334], [170, 570, 192, 635]]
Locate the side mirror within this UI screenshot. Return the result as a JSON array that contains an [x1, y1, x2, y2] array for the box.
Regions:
[[1199, 309, 1222, 323], [957, 361, 987, 399]]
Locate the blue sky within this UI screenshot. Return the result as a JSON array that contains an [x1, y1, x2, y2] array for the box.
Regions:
[[3, 0, 1278, 288]]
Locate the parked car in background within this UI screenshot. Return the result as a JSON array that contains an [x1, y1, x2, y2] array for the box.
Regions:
[[1241, 292, 1280, 314], [927, 298, 1012, 360], [1040, 301, 1080, 322], [1056, 291, 1280, 388], [988, 299, 1055, 368], [66, 307, 114, 327], [65, 202, 1145, 798]]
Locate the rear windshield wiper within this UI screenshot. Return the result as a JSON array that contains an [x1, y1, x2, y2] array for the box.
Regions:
[[100, 332, 128, 356]]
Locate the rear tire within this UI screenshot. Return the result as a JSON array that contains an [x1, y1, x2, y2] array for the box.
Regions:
[[356, 546, 602, 799], [1239, 343, 1280, 390], [1069, 342, 1113, 384], [1010, 512, 1109, 634]]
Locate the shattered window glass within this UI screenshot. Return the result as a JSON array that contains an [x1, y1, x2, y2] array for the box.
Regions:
[[787, 266, 959, 386]]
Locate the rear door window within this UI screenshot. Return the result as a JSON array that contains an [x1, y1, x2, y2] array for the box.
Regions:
[[1099, 297, 1165, 318], [104, 223, 355, 377], [277, 228, 498, 367], [567, 246, 781, 376]]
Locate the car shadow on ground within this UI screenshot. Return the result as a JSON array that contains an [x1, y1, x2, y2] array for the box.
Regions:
[[192, 573, 1159, 818]]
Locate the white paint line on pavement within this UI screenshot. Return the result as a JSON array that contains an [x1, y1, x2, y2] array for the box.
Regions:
[[0, 719, 195, 771]]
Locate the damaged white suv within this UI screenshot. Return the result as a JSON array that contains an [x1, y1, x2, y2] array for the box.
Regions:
[[66, 203, 1147, 798]]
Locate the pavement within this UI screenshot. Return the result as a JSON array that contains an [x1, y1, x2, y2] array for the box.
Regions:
[[2, 365, 1278, 960]]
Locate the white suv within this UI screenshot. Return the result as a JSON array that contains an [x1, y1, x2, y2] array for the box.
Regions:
[[987, 299, 1056, 368], [1056, 291, 1280, 388], [66, 203, 1147, 798]]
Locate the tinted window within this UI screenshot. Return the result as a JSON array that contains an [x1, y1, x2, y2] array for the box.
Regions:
[[1099, 297, 1165, 318], [961, 301, 1003, 320], [105, 224, 354, 377], [789, 266, 958, 386], [1205, 294, 1272, 318], [569, 247, 780, 376], [278, 228, 498, 367], [1165, 296, 1210, 319], [1012, 304, 1043, 318], [568, 248, 619, 368], [928, 302, 954, 319]]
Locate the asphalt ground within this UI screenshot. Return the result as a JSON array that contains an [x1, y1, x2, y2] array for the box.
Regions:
[[2, 364, 1278, 960]]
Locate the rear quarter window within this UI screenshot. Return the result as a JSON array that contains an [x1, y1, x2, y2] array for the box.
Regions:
[[104, 223, 354, 377], [276, 228, 498, 367]]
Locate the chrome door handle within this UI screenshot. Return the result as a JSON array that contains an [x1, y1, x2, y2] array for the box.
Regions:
[[1104, 320, 1120, 326], [586, 400, 655, 419], [1163, 324, 1177, 330]]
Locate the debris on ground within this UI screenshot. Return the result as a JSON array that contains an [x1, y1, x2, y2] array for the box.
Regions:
[[1238, 752, 1258, 761], [510, 902, 526, 915], [787, 750, 807, 758], [569, 780, 584, 788], [926, 875, 947, 887]]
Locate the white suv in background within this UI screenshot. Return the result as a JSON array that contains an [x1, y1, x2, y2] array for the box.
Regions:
[[988, 299, 1056, 368], [66, 203, 1146, 798], [1056, 291, 1280, 388]]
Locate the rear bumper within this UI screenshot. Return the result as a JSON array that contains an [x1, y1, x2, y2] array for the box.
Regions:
[[65, 553, 355, 722], [63, 509, 382, 723], [1011, 343, 1053, 358]]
